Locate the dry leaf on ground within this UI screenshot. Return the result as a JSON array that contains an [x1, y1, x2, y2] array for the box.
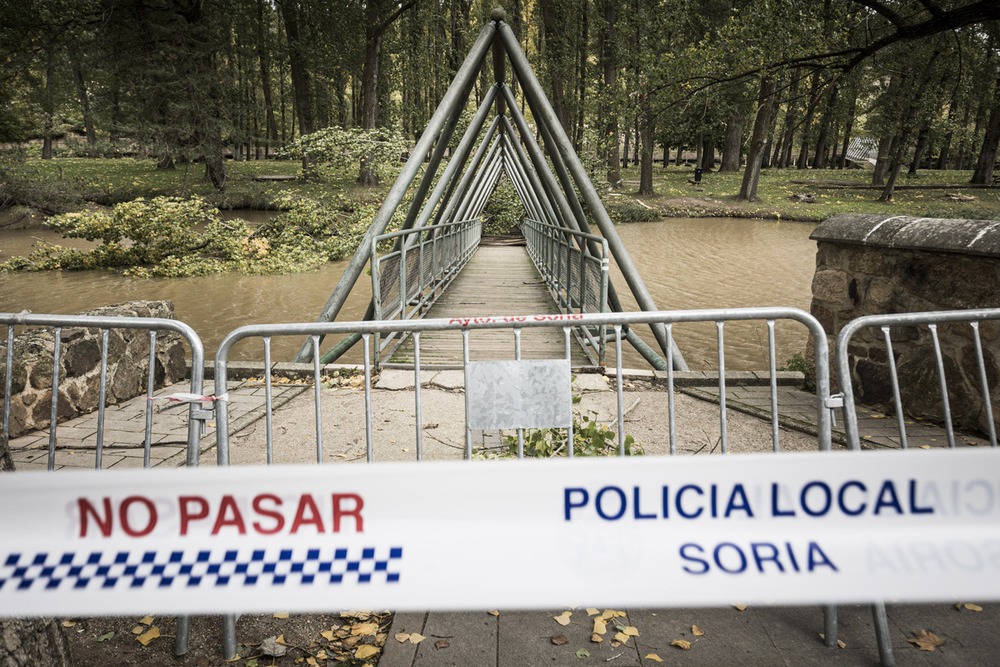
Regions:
[[593, 619, 607, 634], [435, 639, 450, 649], [395, 633, 411, 643], [732, 604, 748, 611], [614, 632, 630, 644], [586, 608, 600, 616], [488, 610, 500, 616], [554, 611, 572, 626], [692, 625, 705, 636], [407, 633, 426, 644], [352, 622, 379, 636], [139, 616, 154, 625], [908, 630, 946, 651], [355, 645, 379, 660], [964, 603, 983, 612], [551, 634, 568, 646], [671, 639, 692, 650], [272, 612, 289, 619], [645, 654, 664, 663], [623, 626, 639, 637], [136, 627, 160, 646], [591, 633, 604, 643]]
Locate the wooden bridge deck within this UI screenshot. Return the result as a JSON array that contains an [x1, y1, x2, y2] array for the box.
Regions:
[[386, 243, 589, 366]]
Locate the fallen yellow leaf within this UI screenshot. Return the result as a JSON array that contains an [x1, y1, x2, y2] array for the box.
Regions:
[[671, 639, 692, 650], [591, 633, 604, 643], [488, 610, 500, 616], [395, 633, 411, 643], [139, 616, 154, 626], [273, 612, 289, 619], [623, 626, 639, 637], [964, 603, 983, 612], [408, 633, 426, 644], [316, 650, 328, 659], [645, 654, 664, 663], [732, 604, 748, 611], [136, 627, 160, 646], [600, 610, 616, 620], [61, 620, 76, 628], [321, 630, 335, 641], [692, 625, 705, 636], [306, 657, 319, 667], [908, 629, 946, 651], [554, 611, 572, 626], [352, 622, 379, 636], [355, 645, 379, 660], [614, 632, 629, 643], [593, 619, 607, 634], [131, 625, 145, 635], [586, 608, 600, 616]]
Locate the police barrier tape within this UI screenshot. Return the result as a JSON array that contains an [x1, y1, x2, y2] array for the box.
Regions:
[[1, 448, 999, 617]]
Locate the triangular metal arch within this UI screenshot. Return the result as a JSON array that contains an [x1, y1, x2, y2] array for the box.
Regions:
[[296, 8, 686, 371]]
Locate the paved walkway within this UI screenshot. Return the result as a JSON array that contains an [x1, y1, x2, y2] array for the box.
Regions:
[[7, 367, 996, 665]]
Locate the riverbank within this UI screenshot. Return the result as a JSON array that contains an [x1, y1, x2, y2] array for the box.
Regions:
[[2, 158, 996, 230]]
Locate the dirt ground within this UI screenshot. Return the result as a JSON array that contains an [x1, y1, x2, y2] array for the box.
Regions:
[[63, 610, 391, 666]]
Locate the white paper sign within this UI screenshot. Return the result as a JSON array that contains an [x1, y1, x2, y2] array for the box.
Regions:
[[1, 448, 999, 616]]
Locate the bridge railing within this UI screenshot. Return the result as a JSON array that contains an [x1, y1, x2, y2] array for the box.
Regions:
[[370, 217, 481, 364], [522, 216, 610, 365]]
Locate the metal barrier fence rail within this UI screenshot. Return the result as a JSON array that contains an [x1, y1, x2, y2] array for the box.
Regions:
[[832, 307, 1000, 667], [213, 307, 833, 465], [0, 311, 206, 655], [522, 216, 609, 365], [370, 217, 481, 365]]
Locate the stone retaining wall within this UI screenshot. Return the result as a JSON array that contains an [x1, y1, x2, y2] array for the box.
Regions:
[[0, 301, 187, 438], [810, 214, 1000, 435]]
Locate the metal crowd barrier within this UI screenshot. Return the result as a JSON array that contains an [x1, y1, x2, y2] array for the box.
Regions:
[[522, 216, 610, 365], [0, 312, 206, 656], [832, 307, 1000, 666]]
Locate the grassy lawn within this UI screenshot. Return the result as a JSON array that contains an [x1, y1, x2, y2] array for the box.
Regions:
[[608, 165, 999, 222], [13, 157, 1000, 223]]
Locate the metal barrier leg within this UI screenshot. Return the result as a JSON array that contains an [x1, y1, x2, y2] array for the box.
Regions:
[[175, 615, 190, 655], [223, 614, 238, 659], [822, 605, 837, 648], [872, 602, 895, 666]]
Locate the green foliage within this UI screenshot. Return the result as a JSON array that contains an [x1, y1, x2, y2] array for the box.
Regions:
[[477, 409, 643, 460], [780, 352, 808, 373], [0, 195, 358, 277], [481, 177, 525, 234], [281, 127, 409, 182]]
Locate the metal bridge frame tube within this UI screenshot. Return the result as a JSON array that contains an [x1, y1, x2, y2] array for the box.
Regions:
[[498, 22, 687, 371], [468, 158, 503, 220], [433, 118, 501, 229], [454, 137, 501, 223], [501, 148, 546, 225], [499, 114, 561, 227], [405, 87, 500, 243], [294, 23, 495, 362]]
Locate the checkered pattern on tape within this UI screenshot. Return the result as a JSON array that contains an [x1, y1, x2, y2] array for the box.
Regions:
[[0, 546, 402, 592]]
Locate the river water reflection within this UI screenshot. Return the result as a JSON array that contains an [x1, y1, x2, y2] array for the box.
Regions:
[[0, 216, 817, 369]]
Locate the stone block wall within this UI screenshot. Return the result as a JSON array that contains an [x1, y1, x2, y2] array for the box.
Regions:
[[810, 214, 1000, 435], [0, 301, 187, 438]]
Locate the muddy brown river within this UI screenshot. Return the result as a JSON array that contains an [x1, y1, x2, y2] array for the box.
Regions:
[[0, 214, 817, 369]]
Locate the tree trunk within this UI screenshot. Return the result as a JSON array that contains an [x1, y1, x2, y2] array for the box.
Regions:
[[971, 77, 1000, 184], [638, 92, 654, 195], [909, 124, 930, 174], [621, 129, 630, 168], [42, 43, 55, 160], [796, 73, 821, 169], [69, 46, 97, 156], [738, 77, 775, 202], [256, 0, 279, 153], [872, 135, 895, 185], [600, 0, 620, 185], [280, 2, 314, 138], [719, 100, 746, 172], [701, 135, 715, 172], [880, 49, 942, 202]]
